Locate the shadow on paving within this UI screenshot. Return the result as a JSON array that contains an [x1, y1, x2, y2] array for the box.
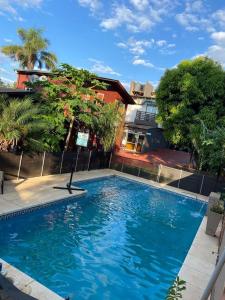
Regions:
[[0, 274, 37, 300]]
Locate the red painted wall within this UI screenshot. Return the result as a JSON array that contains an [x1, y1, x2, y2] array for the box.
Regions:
[[17, 74, 123, 104], [17, 74, 30, 89]]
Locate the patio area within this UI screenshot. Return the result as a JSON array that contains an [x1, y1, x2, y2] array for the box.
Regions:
[[117, 148, 192, 168]]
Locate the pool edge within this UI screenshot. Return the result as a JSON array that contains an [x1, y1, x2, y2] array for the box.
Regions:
[[0, 169, 216, 300]]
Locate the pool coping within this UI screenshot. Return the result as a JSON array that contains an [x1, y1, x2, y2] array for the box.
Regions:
[[0, 169, 216, 300]]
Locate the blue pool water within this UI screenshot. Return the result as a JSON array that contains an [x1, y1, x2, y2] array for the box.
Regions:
[[0, 176, 206, 300]]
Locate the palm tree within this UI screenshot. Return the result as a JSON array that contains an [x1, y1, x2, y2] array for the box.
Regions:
[[0, 95, 48, 151], [1, 28, 57, 70]]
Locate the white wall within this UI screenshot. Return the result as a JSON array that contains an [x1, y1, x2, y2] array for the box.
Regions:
[[125, 99, 158, 122]]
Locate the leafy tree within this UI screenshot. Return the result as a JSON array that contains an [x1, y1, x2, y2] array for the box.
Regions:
[[0, 95, 49, 152], [156, 57, 225, 156], [93, 101, 123, 151], [27, 64, 108, 151], [191, 121, 225, 176], [1, 28, 57, 70]]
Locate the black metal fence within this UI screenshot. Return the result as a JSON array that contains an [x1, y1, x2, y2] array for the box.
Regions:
[[110, 155, 225, 196], [0, 150, 111, 180], [1, 150, 225, 197]]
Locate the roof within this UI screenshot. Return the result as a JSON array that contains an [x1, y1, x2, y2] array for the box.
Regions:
[[0, 88, 33, 96], [97, 77, 135, 104], [17, 69, 51, 76], [16, 70, 135, 105]]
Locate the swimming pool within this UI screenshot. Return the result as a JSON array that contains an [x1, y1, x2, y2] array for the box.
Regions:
[[0, 176, 206, 300]]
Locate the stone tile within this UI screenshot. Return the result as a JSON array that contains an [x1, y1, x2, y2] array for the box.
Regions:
[[24, 281, 63, 300]]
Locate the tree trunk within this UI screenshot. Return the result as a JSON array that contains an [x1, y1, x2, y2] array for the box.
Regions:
[[64, 116, 75, 151], [0, 140, 11, 151]]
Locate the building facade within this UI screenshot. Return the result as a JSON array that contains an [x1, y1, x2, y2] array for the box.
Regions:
[[121, 81, 167, 153]]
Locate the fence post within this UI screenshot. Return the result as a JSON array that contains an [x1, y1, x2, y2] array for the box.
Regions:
[[178, 169, 183, 188], [199, 175, 205, 195], [121, 160, 124, 172], [17, 151, 23, 180], [157, 164, 162, 183], [87, 150, 92, 171], [59, 151, 64, 174], [40, 152, 46, 176], [108, 152, 113, 169], [138, 167, 141, 177], [74, 150, 80, 172]]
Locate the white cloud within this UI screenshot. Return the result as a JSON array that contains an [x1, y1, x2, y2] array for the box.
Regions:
[[156, 40, 167, 47], [100, 5, 134, 30], [176, 1, 215, 33], [211, 32, 225, 46], [132, 58, 165, 71], [3, 38, 12, 43], [82, 1, 178, 32], [129, 0, 149, 11], [78, 0, 101, 13], [0, 66, 12, 75], [0, 0, 43, 20], [89, 59, 121, 76], [0, 76, 14, 83], [117, 38, 153, 55], [133, 58, 154, 68], [117, 37, 176, 57], [194, 31, 225, 67], [212, 9, 225, 28], [207, 45, 225, 67]]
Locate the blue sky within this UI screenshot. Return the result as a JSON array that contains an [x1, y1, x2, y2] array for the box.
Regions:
[[0, 0, 225, 89]]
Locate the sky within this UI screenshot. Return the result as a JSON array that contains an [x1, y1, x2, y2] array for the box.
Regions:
[[0, 0, 225, 89]]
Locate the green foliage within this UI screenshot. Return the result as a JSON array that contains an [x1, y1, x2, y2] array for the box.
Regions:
[[211, 201, 224, 214], [166, 277, 186, 300], [156, 57, 225, 148], [0, 95, 49, 151], [93, 101, 123, 151], [190, 121, 225, 175], [156, 57, 225, 171], [1, 28, 57, 70], [27, 64, 108, 151]]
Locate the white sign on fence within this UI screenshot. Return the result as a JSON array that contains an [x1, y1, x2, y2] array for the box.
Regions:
[[76, 132, 89, 147]]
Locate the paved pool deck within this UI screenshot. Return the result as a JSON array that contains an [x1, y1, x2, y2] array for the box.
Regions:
[[0, 169, 219, 300]]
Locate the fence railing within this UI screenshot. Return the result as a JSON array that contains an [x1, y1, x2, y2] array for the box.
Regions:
[[0, 150, 111, 180], [1, 150, 225, 196], [110, 155, 225, 196], [134, 110, 157, 126]]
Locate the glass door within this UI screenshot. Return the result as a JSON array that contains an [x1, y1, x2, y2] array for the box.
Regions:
[[136, 134, 145, 152]]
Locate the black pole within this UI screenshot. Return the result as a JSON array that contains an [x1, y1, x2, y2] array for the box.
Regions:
[[53, 147, 85, 194]]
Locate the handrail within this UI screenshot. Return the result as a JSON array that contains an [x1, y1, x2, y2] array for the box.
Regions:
[[200, 248, 225, 300]]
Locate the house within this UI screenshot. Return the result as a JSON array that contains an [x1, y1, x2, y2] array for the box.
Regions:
[[15, 69, 135, 150], [121, 81, 167, 153]]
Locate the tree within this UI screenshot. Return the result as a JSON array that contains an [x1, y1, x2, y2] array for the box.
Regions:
[[93, 101, 123, 151], [0, 95, 49, 152], [191, 121, 225, 176], [1, 28, 57, 70], [27, 64, 108, 151], [156, 57, 225, 168]]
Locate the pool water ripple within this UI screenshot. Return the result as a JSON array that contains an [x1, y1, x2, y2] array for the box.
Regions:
[[0, 176, 206, 300]]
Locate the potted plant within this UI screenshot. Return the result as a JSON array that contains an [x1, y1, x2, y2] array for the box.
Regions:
[[206, 201, 224, 236]]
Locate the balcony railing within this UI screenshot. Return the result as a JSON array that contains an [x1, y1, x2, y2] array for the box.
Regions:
[[134, 110, 157, 127]]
